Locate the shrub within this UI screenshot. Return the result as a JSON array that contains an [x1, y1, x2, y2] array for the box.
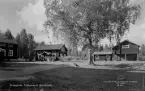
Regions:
[[114, 64, 130, 68], [137, 55, 145, 61], [60, 56, 81, 62]]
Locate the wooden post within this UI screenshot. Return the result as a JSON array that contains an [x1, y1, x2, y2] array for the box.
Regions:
[[137, 54, 138, 61], [93, 54, 95, 62], [88, 49, 91, 63], [35, 51, 37, 61], [125, 54, 126, 61], [17, 45, 18, 58], [6, 43, 9, 61], [120, 44, 122, 61]]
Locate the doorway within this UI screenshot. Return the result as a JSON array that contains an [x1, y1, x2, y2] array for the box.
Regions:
[[0, 48, 5, 61]]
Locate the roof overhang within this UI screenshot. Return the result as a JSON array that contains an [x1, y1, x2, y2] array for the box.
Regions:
[[113, 40, 140, 49], [93, 51, 112, 55]]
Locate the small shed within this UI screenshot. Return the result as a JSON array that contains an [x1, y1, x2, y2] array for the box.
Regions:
[[93, 51, 113, 61]]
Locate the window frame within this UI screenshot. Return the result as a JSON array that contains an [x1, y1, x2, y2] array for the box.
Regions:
[[8, 50, 13, 56]]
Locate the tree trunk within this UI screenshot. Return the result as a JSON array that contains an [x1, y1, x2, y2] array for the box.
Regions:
[[88, 49, 96, 65], [119, 43, 122, 61]]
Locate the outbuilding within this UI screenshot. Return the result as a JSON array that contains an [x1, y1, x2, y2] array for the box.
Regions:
[[34, 44, 68, 61], [93, 51, 113, 61], [112, 40, 140, 61]]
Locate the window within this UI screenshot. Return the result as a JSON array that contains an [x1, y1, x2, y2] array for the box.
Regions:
[[8, 50, 13, 56], [95, 55, 99, 59], [106, 55, 110, 58], [0, 44, 5, 47], [0, 48, 6, 56], [8, 44, 13, 47], [122, 45, 129, 48]]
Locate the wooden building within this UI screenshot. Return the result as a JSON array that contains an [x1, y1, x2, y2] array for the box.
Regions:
[[93, 40, 140, 61], [93, 51, 113, 61], [34, 44, 68, 61], [112, 40, 140, 61], [0, 37, 18, 61]]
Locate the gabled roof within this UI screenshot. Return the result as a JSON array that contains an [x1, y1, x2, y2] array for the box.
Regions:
[[0, 37, 18, 44], [113, 40, 140, 49], [34, 44, 66, 51], [93, 49, 112, 55], [93, 51, 112, 55]]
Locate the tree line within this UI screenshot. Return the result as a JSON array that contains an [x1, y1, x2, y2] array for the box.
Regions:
[[0, 29, 45, 61]]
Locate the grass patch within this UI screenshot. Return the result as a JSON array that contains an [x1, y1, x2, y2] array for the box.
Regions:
[[0, 63, 49, 68], [114, 64, 131, 68], [0, 63, 53, 72], [0, 66, 144, 91]]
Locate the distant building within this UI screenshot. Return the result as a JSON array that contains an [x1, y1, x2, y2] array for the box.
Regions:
[[0, 37, 18, 61], [113, 40, 140, 61], [93, 40, 140, 61], [93, 51, 112, 61], [34, 44, 68, 61]]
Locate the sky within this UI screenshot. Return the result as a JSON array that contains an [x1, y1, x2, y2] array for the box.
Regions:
[[0, 0, 145, 46]]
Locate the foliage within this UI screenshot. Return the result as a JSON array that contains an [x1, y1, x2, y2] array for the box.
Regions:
[[40, 41, 45, 45], [0, 30, 5, 37], [27, 33, 36, 61], [4, 29, 14, 39], [137, 54, 145, 61], [0, 29, 14, 39], [104, 44, 109, 50], [44, 0, 141, 48], [15, 29, 37, 60], [43, 0, 141, 64], [114, 64, 130, 68], [19, 29, 29, 58], [15, 33, 21, 58], [140, 44, 145, 56], [99, 45, 104, 51]]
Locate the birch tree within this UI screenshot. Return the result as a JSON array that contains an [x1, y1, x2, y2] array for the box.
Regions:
[[43, 0, 141, 64]]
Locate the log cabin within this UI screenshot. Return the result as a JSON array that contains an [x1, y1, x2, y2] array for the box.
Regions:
[[0, 37, 18, 61], [34, 44, 68, 61]]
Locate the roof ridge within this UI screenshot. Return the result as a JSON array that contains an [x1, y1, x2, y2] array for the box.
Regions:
[[113, 40, 140, 49], [124, 40, 139, 46], [0, 37, 18, 44], [34, 44, 65, 51]]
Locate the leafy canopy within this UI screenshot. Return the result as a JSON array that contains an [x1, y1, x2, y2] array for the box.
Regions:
[[4, 29, 14, 39], [44, 0, 141, 50]]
